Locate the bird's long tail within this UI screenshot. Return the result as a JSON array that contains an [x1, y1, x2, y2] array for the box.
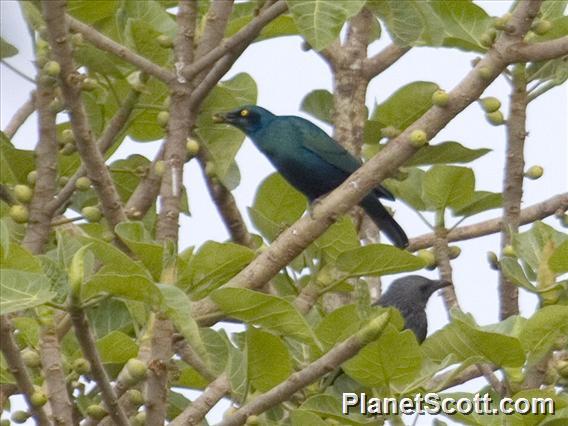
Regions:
[[360, 195, 408, 248]]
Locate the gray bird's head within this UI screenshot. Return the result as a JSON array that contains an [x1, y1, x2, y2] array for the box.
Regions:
[[379, 275, 451, 310], [213, 105, 275, 136]]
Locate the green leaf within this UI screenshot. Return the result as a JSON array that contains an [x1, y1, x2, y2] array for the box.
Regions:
[[87, 299, 134, 339], [343, 324, 423, 389], [368, 0, 445, 47], [67, 0, 117, 24], [95, 331, 138, 364], [311, 217, 360, 263], [0, 38, 18, 59], [77, 236, 149, 277], [115, 222, 164, 280], [315, 305, 360, 350], [197, 73, 257, 184], [383, 168, 427, 211], [248, 173, 307, 242], [82, 273, 162, 306], [300, 89, 334, 124], [423, 310, 525, 367], [452, 190, 502, 217], [520, 305, 568, 365], [183, 241, 255, 300], [291, 410, 328, 426], [430, 0, 493, 52], [0, 219, 9, 259], [123, 0, 177, 36], [287, 0, 366, 51], [501, 257, 538, 293], [422, 165, 475, 211], [300, 394, 375, 425], [0, 135, 35, 185], [247, 327, 293, 392], [548, 239, 568, 274], [125, 18, 172, 66], [513, 221, 568, 272], [1, 243, 42, 272], [211, 288, 318, 345], [370, 81, 438, 131], [405, 141, 490, 166], [110, 155, 152, 204], [0, 270, 54, 315], [336, 244, 425, 277], [158, 284, 207, 363], [226, 3, 299, 41]]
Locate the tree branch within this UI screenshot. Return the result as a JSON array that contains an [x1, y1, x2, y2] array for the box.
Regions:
[[507, 36, 568, 63], [407, 193, 568, 251], [170, 374, 230, 426], [180, 0, 288, 81], [2, 91, 36, 139], [0, 316, 51, 425], [66, 15, 175, 83], [218, 313, 390, 426], [433, 226, 461, 313], [190, 0, 545, 327], [42, 0, 127, 230], [362, 44, 411, 80]]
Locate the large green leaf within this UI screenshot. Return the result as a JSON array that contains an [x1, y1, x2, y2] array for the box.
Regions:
[[211, 288, 318, 345], [513, 221, 568, 272], [336, 244, 425, 277], [82, 273, 162, 306], [423, 310, 525, 367], [343, 324, 423, 389], [422, 165, 475, 211], [370, 81, 438, 132], [125, 18, 172, 66], [67, 0, 117, 24], [0, 135, 35, 185], [0, 270, 54, 315], [520, 305, 568, 365], [430, 0, 493, 52], [300, 89, 334, 124], [311, 217, 360, 263], [299, 394, 374, 425], [291, 410, 328, 426], [405, 141, 490, 166], [226, 2, 298, 41], [549, 239, 568, 273], [383, 168, 427, 211], [452, 190, 502, 217], [115, 222, 164, 280], [315, 304, 361, 350], [247, 327, 293, 392], [501, 257, 538, 293], [95, 330, 138, 364], [197, 73, 257, 185], [368, 0, 445, 46], [287, 0, 366, 51], [182, 241, 255, 300], [248, 173, 307, 242]]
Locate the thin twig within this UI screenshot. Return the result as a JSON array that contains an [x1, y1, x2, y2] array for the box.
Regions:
[[1, 59, 35, 83], [3, 91, 36, 139], [363, 44, 411, 79]]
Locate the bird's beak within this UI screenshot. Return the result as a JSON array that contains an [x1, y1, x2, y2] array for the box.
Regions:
[[212, 112, 227, 124]]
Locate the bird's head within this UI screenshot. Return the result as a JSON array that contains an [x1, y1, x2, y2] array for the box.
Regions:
[[212, 105, 275, 136], [382, 275, 451, 309]]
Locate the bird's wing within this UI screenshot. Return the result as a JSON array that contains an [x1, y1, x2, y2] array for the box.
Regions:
[[287, 117, 395, 200]]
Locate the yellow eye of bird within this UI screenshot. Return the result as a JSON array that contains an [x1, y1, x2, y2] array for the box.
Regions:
[[240, 109, 249, 117]]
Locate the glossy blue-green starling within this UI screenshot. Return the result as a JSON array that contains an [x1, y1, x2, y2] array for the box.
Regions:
[[214, 105, 408, 248]]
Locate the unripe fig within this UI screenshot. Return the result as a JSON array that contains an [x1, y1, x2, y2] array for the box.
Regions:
[[480, 30, 496, 48], [477, 65, 493, 80], [380, 126, 400, 139], [157, 34, 173, 48], [487, 251, 499, 270], [9, 205, 29, 224], [479, 97, 501, 113], [525, 165, 543, 180], [27, 170, 37, 186], [502, 244, 516, 257], [14, 185, 33, 203], [49, 97, 65, 113], [1, 418, 10, 426], [133, 411, 146, 425], [61, 143, 77, 155], [432, 89, 449, 107], [417, 249, 436, 268], [21, 348, 41, 368], [126, 389, 144, 406], [485, 110, 505, 125], [186, 138, 200, 157], [72, 357, 91, 374], [61, 129, 75, 145], [36, 54, 49, 68], [43, 60, 61, 77], [86, 404, 107, 420], [493, 13, 511, 30], [154, 160, 165, 177], [205, 162, 216, 178], [448, 246, 462, 259], [162, 96, 170, 108], [30, 391, 48, 407], [36, 38, 49, 51], [82, 206, 102, 222], [409, 129, 428, 147], [557, 360, 568, 379], [11, 410, 30, 424], [102, 231, 115, 242], [82, 78, 97, 91], [75, 176, 91, 191], [124, 359, 147, 383], [532, 19, 552, 35], [246, 415, 260, 425], [59, 176, 69, 186], [71, 33, 84, 47], [157, 111, 170, 128]]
